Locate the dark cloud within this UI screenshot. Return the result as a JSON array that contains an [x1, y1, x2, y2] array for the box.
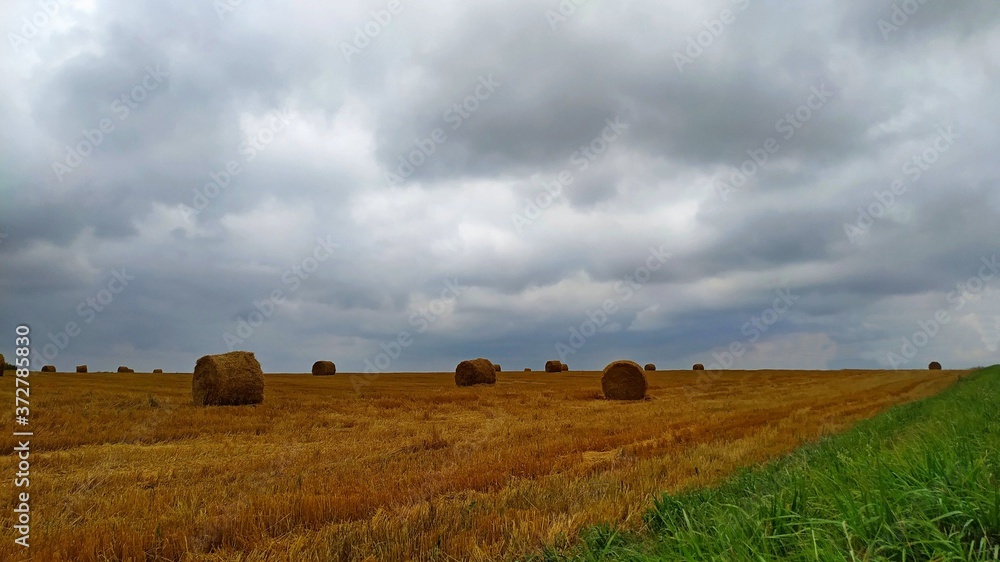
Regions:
[[2, 0, 999, 372]]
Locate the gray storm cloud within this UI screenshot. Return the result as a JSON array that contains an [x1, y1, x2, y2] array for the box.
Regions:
[[1, 0, 998, 372]]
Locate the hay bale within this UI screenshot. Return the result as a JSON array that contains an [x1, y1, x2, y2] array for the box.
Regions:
[[455, 358, 496, 387], [41, 365, 56, 373], [929, 361, 942, 370], [312, 361, 337, 376], [601, 360, 648, 401], [0, 353, 5, 376], [193, 351, 265, 406], [544, 360, 562, 373], [561, 363, 569, 372], [494, 364, 502, 372], [76, 365, 87, 373], [524, 368, 531, 371], [693, 363, 705, 370], [153, 369, 163, 373], [644, 363, 656, 371], [117, 366, 131, 373]]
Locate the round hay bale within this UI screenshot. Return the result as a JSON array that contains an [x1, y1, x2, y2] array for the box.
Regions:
[[561, 363, 569, 372], [601, 360, 648, 401], [494, 364, 502, 372], [544, 360, 562, 373], [76, 365, 88, 373], [117, 366, 131, 373], [644, 363, 656, 371], [693, 363, 705, 370], [524, 368, 531, 371], [312, 361, 337, 376], [152, 369, 163, 373], [41, 365, 56, 373], [929, 361, 942, 370], [193, 351, 265, 406], [455, 358, 496, 387]]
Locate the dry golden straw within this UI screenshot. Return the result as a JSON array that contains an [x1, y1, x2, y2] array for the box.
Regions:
[[454, 358, 496, 386], [312, 361, 337, 376], [192, 351, 265, 406], [601, 360, 648, 401]]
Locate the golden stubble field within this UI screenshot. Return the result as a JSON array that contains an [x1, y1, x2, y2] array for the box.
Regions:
[[0, 368, 964, 561]]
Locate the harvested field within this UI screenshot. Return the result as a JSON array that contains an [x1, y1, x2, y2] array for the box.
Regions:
[[0, 368, 964, 561]]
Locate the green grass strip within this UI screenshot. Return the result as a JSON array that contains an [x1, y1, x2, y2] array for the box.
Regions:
[[533, 366, 1000, 561]]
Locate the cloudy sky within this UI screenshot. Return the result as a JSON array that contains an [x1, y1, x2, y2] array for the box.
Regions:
[[2, 0, 999, 374]]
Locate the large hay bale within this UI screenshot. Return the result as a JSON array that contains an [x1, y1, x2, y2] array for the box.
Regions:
[[544, 360, 561, 373], [693, 363, 705, 370], [0, 353, 5, 376], [312, 361, 337, 376], [601, 360, 648, 401], [153, 369, 163, 373], [455, 358, 496, 387], [41, 365, 56, 372], [76, 365, 88, 373], [117, 366, 131, 373], [929, 361, 942, 370], [193, 351, 265, 406], [561, 363, 569, 371], [644, 363, 656, 371]]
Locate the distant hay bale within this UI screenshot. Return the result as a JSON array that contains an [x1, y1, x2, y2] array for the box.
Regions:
[[455, 358, 496, 387], [544, 360, 561, 373], [929, 361, 942, 370], [76, 365, 88, 373], [312, 361, 337, 376], [41, 365, 56, 373], [117, 366, 131, 373], [561, 363, 569, 371], [193, 351, 265, 406], [494, 364, 502, 372], [524, 368, 531, 371], [644, 363, 656, 371], [153, 369, 163, 373], [693, 363, 705, 370], [601, 360, 648, 401]]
